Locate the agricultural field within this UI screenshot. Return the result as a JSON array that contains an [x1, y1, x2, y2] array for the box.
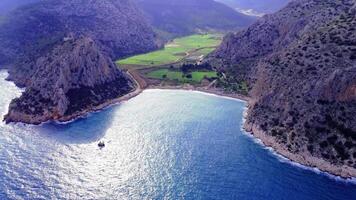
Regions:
[[146, 69, 218, 83], [117, 34, 222, 69]]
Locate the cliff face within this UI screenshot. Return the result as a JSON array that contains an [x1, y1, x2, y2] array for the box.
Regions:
[[1, 0, 158, 124], [211, 0, 351, 85], [4, 37, 134, 124], [210, 0, 356, 176], [0, 0, 159, 86]]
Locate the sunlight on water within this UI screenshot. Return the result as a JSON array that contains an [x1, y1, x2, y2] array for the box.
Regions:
[[0, 70, 355, 200]]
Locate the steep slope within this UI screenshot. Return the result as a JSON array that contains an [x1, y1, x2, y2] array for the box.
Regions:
[[210, 0, 356, 177], [0, 0, 159, 71], [1, 0, 159, 124], [211, 0, 352, 87], [135, 0, 256, 38], [4, 37, 134, 124]]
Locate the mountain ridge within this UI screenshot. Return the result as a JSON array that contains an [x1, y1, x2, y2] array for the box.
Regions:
[[135, 0, 257, 39], [1, 0, 159, 124], [209, 0, 356, 177]]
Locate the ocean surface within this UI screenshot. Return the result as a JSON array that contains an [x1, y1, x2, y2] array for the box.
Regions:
[[0, 70, 355, 200]]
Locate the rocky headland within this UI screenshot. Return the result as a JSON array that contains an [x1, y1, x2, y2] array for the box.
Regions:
[[0, 0, 160, 124], [209, 0, 356, 178], [4, 37, 135, 124]]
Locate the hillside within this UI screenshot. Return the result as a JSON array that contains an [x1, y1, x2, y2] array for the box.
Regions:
[[4, 37, 134, 124], [209, 0, 356, 177], [0, 0, 159, 86], [1, 0, 159, 124], [135, 0, 256, 38]]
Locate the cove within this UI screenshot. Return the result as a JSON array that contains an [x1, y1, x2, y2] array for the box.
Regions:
[[0, 71, 355, 199]]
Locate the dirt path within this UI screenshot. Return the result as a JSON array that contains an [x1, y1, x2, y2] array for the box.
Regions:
[[128, 69, 148, 89]]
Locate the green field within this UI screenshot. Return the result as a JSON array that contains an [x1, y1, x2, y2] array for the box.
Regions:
[[117, 34, 221, 69], [146, 69, 218, 83]]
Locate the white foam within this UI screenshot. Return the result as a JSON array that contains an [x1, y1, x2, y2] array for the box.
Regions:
[[144, 88, 247, 103], [240, 123, 356, 184]]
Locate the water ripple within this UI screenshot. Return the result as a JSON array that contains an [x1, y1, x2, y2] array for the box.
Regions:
[[0, 71, 355, 199]]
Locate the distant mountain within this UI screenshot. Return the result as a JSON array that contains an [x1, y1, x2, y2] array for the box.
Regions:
[[1, 0, 159, 124], [135, 0, 257, 38], [209, 0, 356, 177], [216, 0, 291, 16], [0, 0, 38, 13]]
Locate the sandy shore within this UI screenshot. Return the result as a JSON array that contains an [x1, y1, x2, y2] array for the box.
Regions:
[[147, 84, 250, 102], [8, 70, 355, 179], [146, 80, 356, 179], [62, 73, 356, 179]]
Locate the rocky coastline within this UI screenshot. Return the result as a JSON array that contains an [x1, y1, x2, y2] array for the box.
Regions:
[[3, 37, 136, 125], [149, 84, 356, 179], [244, 121, 356, 179], [3, 69, 142, 125], [0, 0, 161, 125], [3, 67, 356, 179], [208, 0, 356, 179]]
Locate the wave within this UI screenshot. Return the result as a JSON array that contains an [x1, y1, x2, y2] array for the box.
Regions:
[[239, 121, 356, 184], [145, 88, 247, 103]]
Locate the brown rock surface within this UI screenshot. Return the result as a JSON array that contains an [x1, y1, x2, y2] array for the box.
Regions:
[[209, 0, 356, 177], [4, 37, 134, 124]]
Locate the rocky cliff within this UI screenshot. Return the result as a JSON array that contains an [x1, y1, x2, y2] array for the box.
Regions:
[[0, 0, 159, 85], [4, 37, 134, 124], [1, 0, 159, 124], [210, 0, 356, 177]]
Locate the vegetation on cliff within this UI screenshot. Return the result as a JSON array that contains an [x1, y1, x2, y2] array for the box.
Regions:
[[0, 0, 160, 124], [209, 0, 356, 175], [135, 0, 257, 39]]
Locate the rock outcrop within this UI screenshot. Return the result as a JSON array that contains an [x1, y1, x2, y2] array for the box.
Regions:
[[4, 37, 134, 124], [0, 0, 159, 124], [0, 0, 160, 86], [209, 0, 356, 177]]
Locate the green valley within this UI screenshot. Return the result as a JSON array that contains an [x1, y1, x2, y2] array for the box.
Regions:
[[117, 34, 222, 69], [146, 69, 217, 83]]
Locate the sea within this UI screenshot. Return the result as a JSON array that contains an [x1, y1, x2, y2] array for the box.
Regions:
[[0, 70, 355, 200]]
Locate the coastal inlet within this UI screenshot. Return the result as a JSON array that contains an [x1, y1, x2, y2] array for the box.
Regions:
[[0, 71, 355, 199]]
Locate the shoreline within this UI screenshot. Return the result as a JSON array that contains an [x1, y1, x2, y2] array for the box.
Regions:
[[3, 70, 356, 180], [3, 71, 144, 126], [147, 84, 356, 180], [147, 84, 251, 102], [59, 84, 356, 180], [47, 71, 144, 125], [243, 121, 356, 180]]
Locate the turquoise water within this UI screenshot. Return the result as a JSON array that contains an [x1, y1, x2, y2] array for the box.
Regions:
[[0, 71, 355, 199]]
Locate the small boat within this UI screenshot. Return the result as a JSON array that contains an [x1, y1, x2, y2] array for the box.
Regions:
[[98, 141, 105, 148]]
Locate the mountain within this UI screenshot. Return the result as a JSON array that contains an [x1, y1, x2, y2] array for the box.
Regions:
[[0, 0, 38, 13], [216, 0, 291, 16], [209, 0, 356, 177], [1, 0, 160, 124], [4, 37, 134, 124], [135, 0, 257, 38], [0, 0, 159, 86]]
